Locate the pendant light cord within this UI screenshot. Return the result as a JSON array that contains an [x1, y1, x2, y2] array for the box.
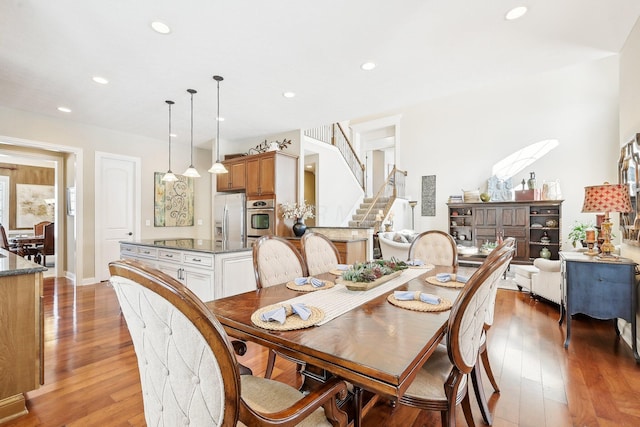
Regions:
[[166, 100, 174, 171], [214, 75, 224, 162]]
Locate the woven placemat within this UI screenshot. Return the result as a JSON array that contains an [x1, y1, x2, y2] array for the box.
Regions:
[[251, 304, 325, 331], [425, 275, 466, 288], [286, 280, 335, 292], [387, 294, 452, 312]]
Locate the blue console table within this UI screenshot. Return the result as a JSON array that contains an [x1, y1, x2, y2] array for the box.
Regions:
[[560, 251, 639, 362]]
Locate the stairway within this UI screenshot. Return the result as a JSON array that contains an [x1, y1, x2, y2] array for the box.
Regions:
[[348, 196, 392, 229]]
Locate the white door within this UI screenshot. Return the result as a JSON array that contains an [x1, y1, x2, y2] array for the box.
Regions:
[[95, 153, 140, 282]]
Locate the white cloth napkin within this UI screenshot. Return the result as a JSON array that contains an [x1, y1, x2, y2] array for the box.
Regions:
[[336, 264, 351, 270], [407, 259, 425, 266], [435, 273, 469, 283], [260, 303, 312, 324], [294, 277, 325, 287], [393, 290, 441, 305]]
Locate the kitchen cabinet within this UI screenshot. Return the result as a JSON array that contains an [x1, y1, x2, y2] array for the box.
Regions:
[[246, 151, 297, 198], [120, 241, 254, 302], [0, 253, 46, 423], [448, 200, 563, 264], [216, 158, 246, 192]]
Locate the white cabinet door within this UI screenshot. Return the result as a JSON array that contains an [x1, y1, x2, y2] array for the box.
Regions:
[[157, 261, 182, 282], [182, 266, 215, 302], [214, 251, 255, 298]]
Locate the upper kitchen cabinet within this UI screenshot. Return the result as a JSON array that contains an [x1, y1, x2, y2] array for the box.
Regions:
[[216, 157, 246, 192], [246, 151, 297, 198]]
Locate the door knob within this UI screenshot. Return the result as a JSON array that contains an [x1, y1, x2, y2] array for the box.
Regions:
[[128, 232, 133, 236]]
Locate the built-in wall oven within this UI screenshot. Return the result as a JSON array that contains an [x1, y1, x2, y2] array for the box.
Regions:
[[246, 198, 276, 244]]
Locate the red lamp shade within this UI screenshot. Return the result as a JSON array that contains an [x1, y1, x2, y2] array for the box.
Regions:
[[581, 183, 632, 214]]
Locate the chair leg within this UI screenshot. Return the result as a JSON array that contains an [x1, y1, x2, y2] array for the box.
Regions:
[[471, 365, 492, 425], [480, 346, 500, 392], [461, 391, 476, 427], [264, 349, 277, 379]]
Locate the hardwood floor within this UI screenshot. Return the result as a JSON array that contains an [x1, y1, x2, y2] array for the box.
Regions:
[[4, 277, 640, 426]]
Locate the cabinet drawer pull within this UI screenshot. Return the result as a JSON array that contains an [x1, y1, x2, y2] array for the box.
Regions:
[[141, 250, 150, 254], [165, 254, 173, 258], [191, 258, 201, 263]]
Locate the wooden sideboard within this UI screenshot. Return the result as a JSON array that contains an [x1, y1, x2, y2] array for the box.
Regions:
[[286, 237, 367, 265]]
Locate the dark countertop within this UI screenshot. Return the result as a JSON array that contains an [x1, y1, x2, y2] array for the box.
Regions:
[[285, 236, 368, 243], [0, 248, 47, 277], [122, 239, 251, 254]]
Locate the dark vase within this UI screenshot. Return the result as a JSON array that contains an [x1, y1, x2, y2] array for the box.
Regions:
[[292, 219, 307, 237]]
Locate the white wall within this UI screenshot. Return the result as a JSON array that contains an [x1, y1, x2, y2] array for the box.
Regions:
[[352, 56, 620, 246], [0, 106, 212, 282], [618, 17, 640, 354]]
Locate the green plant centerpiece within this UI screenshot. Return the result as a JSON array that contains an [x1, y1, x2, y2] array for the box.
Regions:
[[339, 258, 409, 291], [567, 221, 595, 248]]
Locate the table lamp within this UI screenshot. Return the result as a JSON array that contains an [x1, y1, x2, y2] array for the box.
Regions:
[[581, 182, 632, 258]]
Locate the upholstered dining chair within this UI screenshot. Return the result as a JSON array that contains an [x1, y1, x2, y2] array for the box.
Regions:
[[407, 230, 458, 270], [470, 237, 516, 424], [34, 222, 54, 266], [398, 246, 514, 427], [0, 224, 19, 255], [33, 220, 52, 236], [109, 259, 348, 427], [300, 232, 342, 275], [253, 235, 308, 378]]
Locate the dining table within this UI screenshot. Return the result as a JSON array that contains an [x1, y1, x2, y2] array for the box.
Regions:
[[206, 264, 475, 426], [11, 235, 44, 262]]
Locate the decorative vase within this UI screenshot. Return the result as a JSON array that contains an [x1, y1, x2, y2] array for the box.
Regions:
[[527, 172, 536, 190], [292, 219, 307, 237], [540, 247, 551, 259]]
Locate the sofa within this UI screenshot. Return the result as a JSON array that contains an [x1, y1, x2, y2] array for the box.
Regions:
[[512, 258, 562, 305], [378, 230, 418, 260]]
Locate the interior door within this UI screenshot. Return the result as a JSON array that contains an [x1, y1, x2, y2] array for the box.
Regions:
[[95, 153, 140, 282]]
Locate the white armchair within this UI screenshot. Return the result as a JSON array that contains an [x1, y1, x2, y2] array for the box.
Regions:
[[531, 258, 562, 305], [377, 230, 416, 260]]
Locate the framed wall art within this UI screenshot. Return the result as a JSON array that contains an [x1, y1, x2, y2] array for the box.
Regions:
[[154, 173, 194, 227], [16, 184, 55, 228]]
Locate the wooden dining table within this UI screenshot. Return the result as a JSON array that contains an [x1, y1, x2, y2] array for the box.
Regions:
[[11, 235, 44, 262], [206, 265, 474, 426]]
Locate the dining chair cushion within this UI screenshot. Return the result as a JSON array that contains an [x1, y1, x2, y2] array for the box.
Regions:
[[240, 375, 333, 427], [403, 344, 467, 402]]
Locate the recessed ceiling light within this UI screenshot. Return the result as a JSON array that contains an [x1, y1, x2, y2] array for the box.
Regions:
[[151, 21, 171, 34], [361, 62, 376, 71], [505, 6, 528, 21], [306, 165, 312, 169], [57, 106, 71, 113], [283, 91, 296, 98], [92, 76, 109, 85]]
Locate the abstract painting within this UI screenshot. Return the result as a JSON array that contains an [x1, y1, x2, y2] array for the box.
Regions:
[[154, 173, 194, 227], [16, 184, 55, 228], [421, 175, 436, 216]]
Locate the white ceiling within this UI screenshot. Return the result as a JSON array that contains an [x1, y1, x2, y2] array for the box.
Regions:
[[1, 1, 639, 150]]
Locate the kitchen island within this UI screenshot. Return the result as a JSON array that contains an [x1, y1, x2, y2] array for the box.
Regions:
[[119, 239, 255, 301], [0, 250, 46, 423]]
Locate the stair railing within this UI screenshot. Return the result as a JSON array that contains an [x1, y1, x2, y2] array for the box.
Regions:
[[304, 123, 365, 190], [356, 166, 407, 228]]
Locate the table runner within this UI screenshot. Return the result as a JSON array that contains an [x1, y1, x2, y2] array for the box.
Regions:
[[283, 268, 428, 325]]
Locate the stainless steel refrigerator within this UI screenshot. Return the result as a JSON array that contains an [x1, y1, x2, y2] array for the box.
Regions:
[[214, 193, 246, 245]]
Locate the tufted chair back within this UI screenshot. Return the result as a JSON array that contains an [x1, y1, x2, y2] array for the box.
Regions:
[[253, 236, 308, 289], [408, 230, 458, 270], [447, 247, 514, 374], [301, 232, 342, 275], [109, 259, 241, 426], [483, 237, 515, 328]]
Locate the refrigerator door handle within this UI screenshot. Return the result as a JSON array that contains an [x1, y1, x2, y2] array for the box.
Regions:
[[223, 205, 229, 241]]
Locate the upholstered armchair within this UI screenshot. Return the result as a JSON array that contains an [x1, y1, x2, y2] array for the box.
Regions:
[[407, 230, 458, 269], [531, 258, 562, 304], [377, 230, 416, 260], [109, 259, 348, 427], [301, 232, 341, 275]]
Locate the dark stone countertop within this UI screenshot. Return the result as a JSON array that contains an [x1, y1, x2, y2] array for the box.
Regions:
[[121, 239, 251, 254], [0, 248, 47, 277]]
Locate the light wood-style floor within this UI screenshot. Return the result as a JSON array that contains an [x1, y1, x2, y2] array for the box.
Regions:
[[4, 277, 640, 427]]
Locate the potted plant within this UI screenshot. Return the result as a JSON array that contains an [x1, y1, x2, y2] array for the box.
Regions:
[[567, 221, 595, 248]]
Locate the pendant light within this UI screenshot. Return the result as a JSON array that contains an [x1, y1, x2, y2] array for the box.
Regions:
[[182, 89, 200, 177], [208, 75, 228, 174], [162, 100, 178, 182]]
